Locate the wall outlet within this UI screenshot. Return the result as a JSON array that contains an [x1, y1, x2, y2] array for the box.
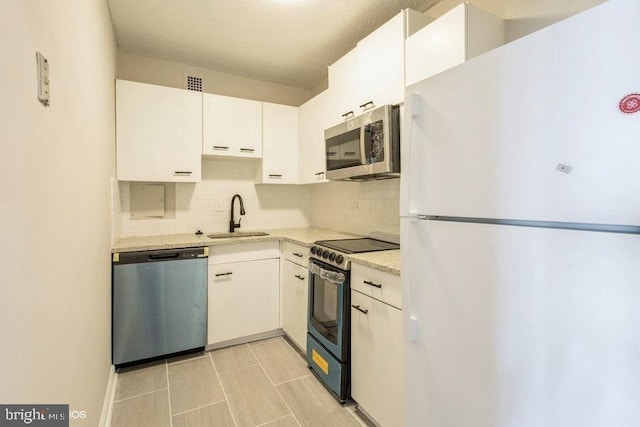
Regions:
[[350, 201, 359, 212], [215, 200, 224, 213]]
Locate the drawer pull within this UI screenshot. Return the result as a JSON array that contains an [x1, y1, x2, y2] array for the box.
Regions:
[[240, 148, 255, 152], [363, 280, 382, 289], [344, 151, 356, 156], [342, 111, 354, 119], [215, 272, 233, 277], [173, 171, 192, 176], [268, 174, 283, 179], [315, 172, 325, 176], [351, 304, 368, 315], [212, 146, 229, 150], [294, 274, 305, 281], [292, 252, 304, 258]]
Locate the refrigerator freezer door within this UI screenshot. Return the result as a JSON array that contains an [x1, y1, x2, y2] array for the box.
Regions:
[[402, 218, 640, 427], [402, 0, 640, 226]]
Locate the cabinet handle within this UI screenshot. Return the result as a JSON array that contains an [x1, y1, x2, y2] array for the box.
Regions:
[[240, 148, 255, 152], [359, 101, 374, 111], [351, 304, 368, 315], [173, 171, 192, 176], [344, 151, 356, 156], [342, 111, 354, 119], [315, 172, 325, 176], [268, 174, 283, 179], [294, 274, 305, 281], [326, 152, 337, 157], [292, 252, 304, 258], [215, 272, 233, 277], [212, 146, 229, 151], [363, 280, 382, 289]]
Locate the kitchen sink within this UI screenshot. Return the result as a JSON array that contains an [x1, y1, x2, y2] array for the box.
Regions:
[[207, 231, 270, 239]]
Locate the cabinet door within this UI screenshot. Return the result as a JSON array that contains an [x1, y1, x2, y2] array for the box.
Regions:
[[234, 98, 262, 158], [208, 258, 279, 345], [203, 94, 262, 158], [298, 90, 330, 184], [356, 12, 405, 110], [258, 103, 298, 184], [203, 93, 235, 156], [281, 260, 309, 351], [327, 47, 359, 126], [405, 4, 467, 85], [116, 79, 202, 182], [351, 289, 404, 427]]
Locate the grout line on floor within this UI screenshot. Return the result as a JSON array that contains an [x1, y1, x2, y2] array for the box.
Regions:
[[208, 352, 239, 427], [166, 353, 209, 366], [165, 363, 174, 427], [171, 400, 224, 418], [271, 372, 313, 387], [113, 387, 168, 403], [249, 341, 304, 427]]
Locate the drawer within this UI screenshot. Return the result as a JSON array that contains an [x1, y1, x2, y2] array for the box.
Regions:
[[282, 241, 309, 266], [209, 241, 280, 264], [351, 264, 402, 309]]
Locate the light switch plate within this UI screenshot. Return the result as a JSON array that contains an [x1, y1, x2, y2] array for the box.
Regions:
[[36, 52, 50, 106]]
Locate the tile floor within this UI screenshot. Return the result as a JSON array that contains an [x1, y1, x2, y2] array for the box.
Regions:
[[110, 337, 368, 427]]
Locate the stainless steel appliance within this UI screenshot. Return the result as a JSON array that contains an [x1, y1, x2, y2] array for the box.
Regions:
[[307, 236, 400, 402], [112, 247, 208, 368], [324, 104, 400, 181]]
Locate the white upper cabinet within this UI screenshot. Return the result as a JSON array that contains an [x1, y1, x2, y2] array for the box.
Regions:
[[116, 79, 202, 182], [328, 47, 359, 124], [203, 93, 262, 158], [256, 103, 299, 184], [405, 3, 504, 86], [328, 9, 431, 125], [298, 90, 330, 184], [356, 12, 406, 111]]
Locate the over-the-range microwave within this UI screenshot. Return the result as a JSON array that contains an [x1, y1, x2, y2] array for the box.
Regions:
[[324, 104, 400, 181]]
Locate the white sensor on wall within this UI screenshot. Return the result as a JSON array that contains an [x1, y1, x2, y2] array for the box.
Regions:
[[36, 51, 50, 106]]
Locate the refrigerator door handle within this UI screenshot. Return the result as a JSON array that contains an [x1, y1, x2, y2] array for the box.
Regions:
[[400, 93, 421, 217]]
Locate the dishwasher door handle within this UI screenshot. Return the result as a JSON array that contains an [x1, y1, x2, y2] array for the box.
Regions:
[[148, 253, 181, 261]]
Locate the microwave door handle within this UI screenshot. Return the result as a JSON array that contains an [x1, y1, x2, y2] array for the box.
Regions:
[[359, 125, 367, 165]]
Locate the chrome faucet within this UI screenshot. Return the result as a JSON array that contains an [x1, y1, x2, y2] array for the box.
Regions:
[[229, 194, 245, 232]]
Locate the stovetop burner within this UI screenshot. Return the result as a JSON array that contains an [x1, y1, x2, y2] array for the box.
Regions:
[[310, 236, 400, 270], [314, 238, 400, 254]]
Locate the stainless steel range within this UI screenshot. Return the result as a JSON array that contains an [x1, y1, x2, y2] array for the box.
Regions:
[[306, 235, 400, 402]]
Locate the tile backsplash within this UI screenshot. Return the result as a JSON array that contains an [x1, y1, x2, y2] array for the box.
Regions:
[[113, 159, 400, 240], [309, 179, 400, 237], [117, 158, 313, 238]]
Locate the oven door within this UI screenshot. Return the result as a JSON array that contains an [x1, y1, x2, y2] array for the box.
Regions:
[[307, 259, 350, 361]]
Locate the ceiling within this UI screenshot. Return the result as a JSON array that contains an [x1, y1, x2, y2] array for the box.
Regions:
[[107, 0, 441, 90]]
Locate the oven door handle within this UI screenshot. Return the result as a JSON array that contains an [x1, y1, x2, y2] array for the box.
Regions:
[[309, 261, 346, 285]]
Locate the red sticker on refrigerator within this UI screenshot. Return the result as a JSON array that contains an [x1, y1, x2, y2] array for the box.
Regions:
[[619, 94, 640, 114]]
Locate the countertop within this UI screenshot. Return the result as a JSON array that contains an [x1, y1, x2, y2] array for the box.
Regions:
[[113, 227, 401, 275]]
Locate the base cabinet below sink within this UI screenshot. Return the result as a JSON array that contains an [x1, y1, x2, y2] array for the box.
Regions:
[[208, 243, 280, 346]]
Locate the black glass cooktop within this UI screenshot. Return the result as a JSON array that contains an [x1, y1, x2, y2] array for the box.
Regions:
[[315, 238, 400, 254]]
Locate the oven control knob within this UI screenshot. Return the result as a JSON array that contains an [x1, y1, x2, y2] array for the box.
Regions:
[[322, 250, 330, 259], [329, 252, 336, 262], [310, 246, 318, 255], [335, 254, 344, 264]]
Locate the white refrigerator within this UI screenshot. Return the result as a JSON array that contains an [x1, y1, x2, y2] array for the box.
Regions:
[[401, 1, 640, 426]]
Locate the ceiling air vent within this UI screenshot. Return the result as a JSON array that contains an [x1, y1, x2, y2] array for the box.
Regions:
[[184, 75, 203, 92]]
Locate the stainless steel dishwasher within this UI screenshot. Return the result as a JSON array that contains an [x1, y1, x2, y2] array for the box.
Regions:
[[112, 247, 208, 367]]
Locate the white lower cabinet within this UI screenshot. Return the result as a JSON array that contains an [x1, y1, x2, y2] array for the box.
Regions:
[[281, 259, 308, 350], [351, 288, 404, 427], [208, 243, 280, 346]]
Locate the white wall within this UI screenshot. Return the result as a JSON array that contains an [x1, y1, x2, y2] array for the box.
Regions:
[[118, 52, 313, 106], [0, 1, 116, 425], [117, 159, 313, 237]]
